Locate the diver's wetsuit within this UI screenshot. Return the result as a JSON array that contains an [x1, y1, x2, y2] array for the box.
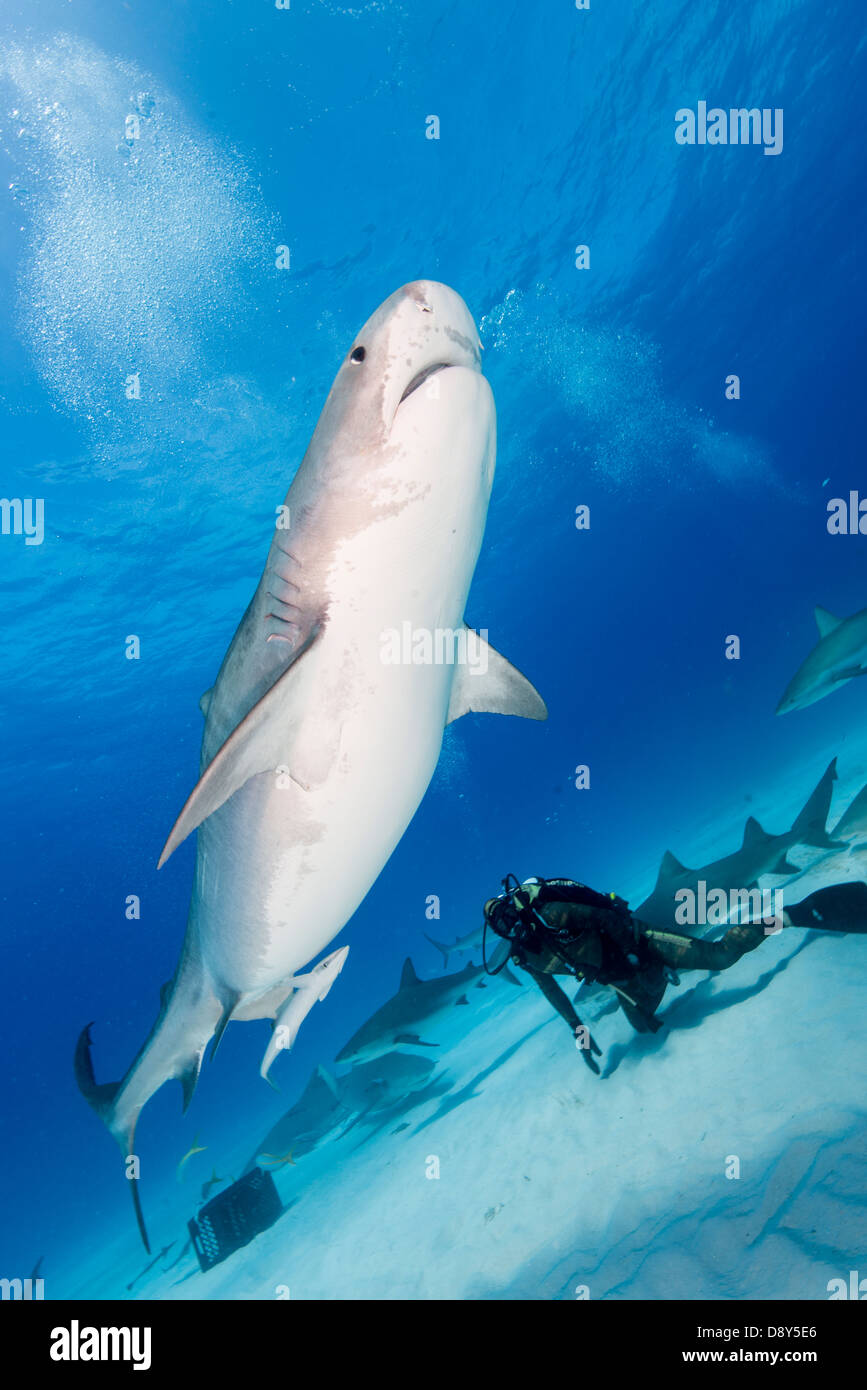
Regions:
[[494, 877, 867, 1072], [510, 881, 769, 1036]]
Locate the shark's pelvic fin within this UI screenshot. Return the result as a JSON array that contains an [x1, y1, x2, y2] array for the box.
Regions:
[[209, 993, 241, 1063], [815, 606, 842, 638], [179, 1053, 203, 1113], [158, 627, 321, 868], [317, 1064, 341, 1099], [772, 854, 799, 875], [393, 1033, 440, 1048], [198, 687, 214, 717], [231, 976, 296, 1023], [446, 627, 547, 724]]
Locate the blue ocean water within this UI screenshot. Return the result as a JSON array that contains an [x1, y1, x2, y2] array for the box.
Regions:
[[1, 0, 866, 1300]]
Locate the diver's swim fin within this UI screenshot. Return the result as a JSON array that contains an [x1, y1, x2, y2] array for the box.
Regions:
[[785, 881, 867, 932]]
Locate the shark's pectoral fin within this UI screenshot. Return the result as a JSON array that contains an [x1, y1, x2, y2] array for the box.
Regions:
[[446, 627, 547, 724], [158, 627, 321, 868], [832, 665, 867, 682]]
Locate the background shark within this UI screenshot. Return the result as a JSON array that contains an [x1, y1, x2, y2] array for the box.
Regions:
[[75, 280, 546, 1248], [832, 777, 867, 842], [777, 605, 867, 713], [636, 759, 841, 929], [424, 924, 484, 968], [245, 1053, 440, 1167], [335, 957, 521, 1066]]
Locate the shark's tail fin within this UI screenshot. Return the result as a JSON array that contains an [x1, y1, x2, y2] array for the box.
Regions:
[[423, 933, 450, 968], [74, 1024, 151, 1254], [791, 758, 843, 850], [74, 968, 225, 1251]]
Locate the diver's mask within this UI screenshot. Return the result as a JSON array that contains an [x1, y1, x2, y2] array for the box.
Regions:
[[482, 875, 548, 972]]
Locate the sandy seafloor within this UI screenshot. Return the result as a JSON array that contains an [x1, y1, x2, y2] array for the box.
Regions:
[[55, 732, 867, 1302]]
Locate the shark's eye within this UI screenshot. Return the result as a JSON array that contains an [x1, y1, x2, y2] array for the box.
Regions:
[[350, 346, 366, 363]]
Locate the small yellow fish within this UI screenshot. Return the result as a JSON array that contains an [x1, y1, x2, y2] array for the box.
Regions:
[[176, 1133, 207, 1182], [258, 1149, 296, 1170]]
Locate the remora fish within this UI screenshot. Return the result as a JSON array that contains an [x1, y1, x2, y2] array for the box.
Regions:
[[75, 280, 547, 1248], [776, 605, 867, 713], [334, 957, 521, 1066], [636, 759, 841, 929], [258, 945, 349, 1084]]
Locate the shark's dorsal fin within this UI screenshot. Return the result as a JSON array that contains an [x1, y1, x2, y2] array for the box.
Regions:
[[741, 815, 769, 850], [446, 627, 547, 724], [654, 849, 688, 888], [400, 956, 422, 989], [400, 958, 420, 989], [791, 758, 841, 850], [815, 606, 841, 638], [199, 687, 214, 717], [158, 626, 321, 868]]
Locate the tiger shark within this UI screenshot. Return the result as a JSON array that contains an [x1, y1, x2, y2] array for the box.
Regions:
[[75, 280, 546, 1249], [776, 605, 867, 714], [334, 956, 521, 1066], [636, 759, 841, 928]]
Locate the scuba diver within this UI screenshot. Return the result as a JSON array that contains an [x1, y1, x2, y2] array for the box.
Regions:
[[482, 874, 867, 1074]]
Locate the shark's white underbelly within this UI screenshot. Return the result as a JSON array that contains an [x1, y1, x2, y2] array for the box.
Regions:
[[192, 618, 459, 994]]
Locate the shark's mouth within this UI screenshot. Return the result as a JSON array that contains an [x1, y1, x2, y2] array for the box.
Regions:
[[398, 362, 449, 405]]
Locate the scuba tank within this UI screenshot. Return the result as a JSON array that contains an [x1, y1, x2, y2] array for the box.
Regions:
[[483, 874, 633, 974]]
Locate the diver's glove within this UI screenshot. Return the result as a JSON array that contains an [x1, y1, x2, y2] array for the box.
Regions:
[[573, 1020, 603, 1076]]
